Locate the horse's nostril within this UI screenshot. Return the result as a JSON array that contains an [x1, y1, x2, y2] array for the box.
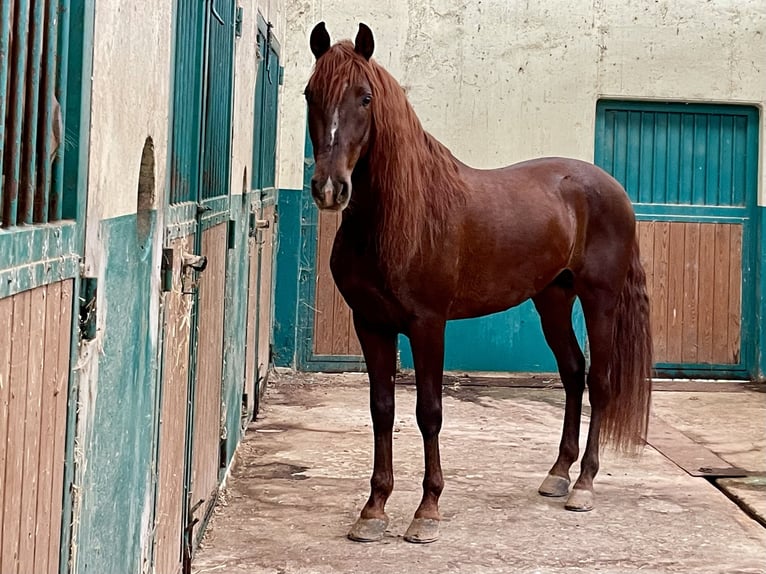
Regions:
[[338, 181, 350, 202], [311, 179, 323, 199]]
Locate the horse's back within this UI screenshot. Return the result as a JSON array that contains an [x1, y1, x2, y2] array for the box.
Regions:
[[447, 156, 637, 318]]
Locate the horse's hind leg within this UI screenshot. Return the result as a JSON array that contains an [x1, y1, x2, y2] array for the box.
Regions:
[[348, 314, 398, 542], [533, 283, 586, 498], [564, 287, 620, 511]]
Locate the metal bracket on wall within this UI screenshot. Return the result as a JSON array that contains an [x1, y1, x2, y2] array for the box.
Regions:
[[161, 248, 174, 292]]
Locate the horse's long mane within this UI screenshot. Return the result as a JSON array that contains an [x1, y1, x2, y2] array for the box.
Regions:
[[308, 42, 467, 271]]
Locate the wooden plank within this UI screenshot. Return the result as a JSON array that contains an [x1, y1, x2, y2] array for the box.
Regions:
[[666, 222, 685, 362], [313, 212, 338, 354], [637, 223, 655, 363], [647, 417, 744, 477], [48, 279, 73, 569], [18, 285, 46, 569], [712, 225, 731, 363], [48, 279, 72, 570], [32, 281, 61, 574], [637, 222, 654, 304], [681, 222, 699, 363], [0, 296, 14, 559], [696, 224, 716, 363], [651, 221, 669, 362], [727, 225, 742, 364], [2, 289, 32, 573], [155, 237, 192, 574], [330, 215, 350, 354]]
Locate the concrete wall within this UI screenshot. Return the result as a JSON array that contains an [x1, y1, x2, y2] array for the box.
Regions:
[[278, 0, 766, 202]]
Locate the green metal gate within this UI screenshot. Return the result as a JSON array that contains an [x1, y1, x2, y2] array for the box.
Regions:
[[595, 100, 759, 379]]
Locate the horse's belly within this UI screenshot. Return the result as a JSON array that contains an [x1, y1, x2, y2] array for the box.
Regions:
[[448, 249, 568, 320]]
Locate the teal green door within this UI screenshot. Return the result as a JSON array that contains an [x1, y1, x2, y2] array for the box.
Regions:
[[595, 101, 759, 379]]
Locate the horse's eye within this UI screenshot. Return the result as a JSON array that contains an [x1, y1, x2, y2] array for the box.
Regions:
[[361, 95, 372, 107]]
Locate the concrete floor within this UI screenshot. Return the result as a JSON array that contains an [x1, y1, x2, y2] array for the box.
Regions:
[[193, 372, 766, 574]]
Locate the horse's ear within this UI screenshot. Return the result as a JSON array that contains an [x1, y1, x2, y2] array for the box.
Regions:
[[310, 21, 331, 60], [354, 23, 374, 60]]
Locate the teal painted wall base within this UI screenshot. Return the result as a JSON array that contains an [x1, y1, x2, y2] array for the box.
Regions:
[[75, 212, 159, 574], [273, 188, 302, 368], [758, 206, 766, 381], [399, 300, 586, 372]]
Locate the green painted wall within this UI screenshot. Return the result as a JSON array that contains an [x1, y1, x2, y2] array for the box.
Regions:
[[74, 212, 159, 574], [758, 207, 766, 381]]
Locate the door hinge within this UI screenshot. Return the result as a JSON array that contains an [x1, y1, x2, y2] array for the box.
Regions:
[[219, 437, 228, 469], [161, 248, 174, 292], [235, 6, 243, 38], [278, 65, 284, 86], [79, 276, 98, 341]]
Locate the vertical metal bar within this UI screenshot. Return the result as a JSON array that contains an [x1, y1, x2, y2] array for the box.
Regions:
[[51, 0, 70, 221], [3, 0, 31, 227], [19, 0, 46, 224], [0, 0, 13, 222], [38, 0, 60, 223]]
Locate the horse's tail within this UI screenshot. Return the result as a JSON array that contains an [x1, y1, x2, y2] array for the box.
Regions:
[[602, 238, 653, 454]]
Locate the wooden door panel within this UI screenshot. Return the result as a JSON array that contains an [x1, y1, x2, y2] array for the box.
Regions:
[[155, 236, 193, 574], [637, 221, 742, 365], [312, 211, 362, 357]]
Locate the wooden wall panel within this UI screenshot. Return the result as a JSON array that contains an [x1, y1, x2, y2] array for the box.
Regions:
[[191, 223, 227, 538], [154, 236, 193, 574], [637, 221, 742, 365], [0, 296, 13, 568], [0, 280, 72, 574], [49, 281, 72, 569], [313, 211, 361, 357], [18, 286, 45, 569], [2, 289, 31, 573]]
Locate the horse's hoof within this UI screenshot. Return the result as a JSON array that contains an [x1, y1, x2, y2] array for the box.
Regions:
[[538, 473, 570, 497], [403, 517, 440, 544], [565, 488, 594, 512], [347, 516, 389, 542]]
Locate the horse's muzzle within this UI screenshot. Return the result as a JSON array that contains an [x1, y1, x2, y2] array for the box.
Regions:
[[311, 176, 351, 211]]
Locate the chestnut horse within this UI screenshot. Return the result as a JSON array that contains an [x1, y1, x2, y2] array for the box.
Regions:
[[305, 22, 652, 544]]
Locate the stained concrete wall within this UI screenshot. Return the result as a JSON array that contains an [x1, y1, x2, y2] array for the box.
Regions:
[[231, 1, 287, 197], [278, 0, 766, 203], [71, 0, 287, 572]]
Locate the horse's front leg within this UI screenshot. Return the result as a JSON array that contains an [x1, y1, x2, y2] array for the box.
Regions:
[[404, 319, 446, 544], [348, 315, 398, 542]]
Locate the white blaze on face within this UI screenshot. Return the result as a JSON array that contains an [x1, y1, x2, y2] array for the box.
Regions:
[[329, 107, 339, 146]]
